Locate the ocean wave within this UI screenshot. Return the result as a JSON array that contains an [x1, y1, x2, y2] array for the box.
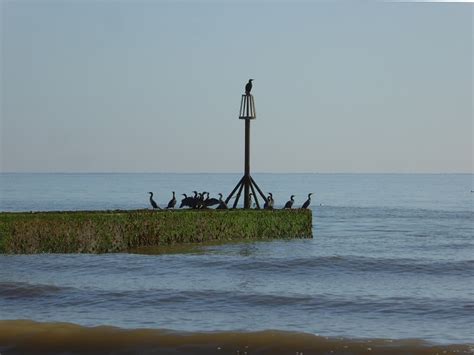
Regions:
[[0, 320, 472, 355], [0, 282, 67, 299], [7, 285, 469, 320], [224, 256, 474, 277]]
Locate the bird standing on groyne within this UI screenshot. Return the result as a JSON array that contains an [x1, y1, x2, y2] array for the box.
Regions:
[[301, 193, 313, 209], [203, 192, 220, 208], [245, 79, 254, 95], [249, 193, 257, 208], [216, 193, 228, 210], [180, 194, 192, 208], [148, 192, 160, 209], [191, 191, 199, 208], [196, 192, 206, 209], [167, 191, 176, 209], [264, 193, 274, 210], [179, 191, 201, 209], [284, 195, 295, 209]]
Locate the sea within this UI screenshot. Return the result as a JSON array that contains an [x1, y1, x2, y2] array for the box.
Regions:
[[0, 173, 473, 354]]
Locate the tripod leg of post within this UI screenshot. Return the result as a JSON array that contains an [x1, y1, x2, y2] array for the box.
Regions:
[[225, 176, 245, 204], [233, 181, 245, 209], [249, 176, 267, 201]]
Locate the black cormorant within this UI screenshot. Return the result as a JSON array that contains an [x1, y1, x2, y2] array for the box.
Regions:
[[180, 193, 194, 208], [301, 193, 313, 209], [216, 193, 228, 209], [190, 191, 200, 209], [148, 192, 159, 209], [248, 193, 256, 208], [284, 195, 295, 209], [263, 192, 274, 209], [245, 79, 254, 95], [180, 192, 198, 208], [179, 194, 188, 208], [167, 191, 176, 209], [203, 192, 220, 207], [195, 192, 206, 209]]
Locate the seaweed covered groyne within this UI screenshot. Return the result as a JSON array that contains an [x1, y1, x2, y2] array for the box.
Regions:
[[0, 209, 312, 254]]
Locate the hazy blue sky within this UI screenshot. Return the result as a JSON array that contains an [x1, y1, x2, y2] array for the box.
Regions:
[[1, 1, 472, 173]]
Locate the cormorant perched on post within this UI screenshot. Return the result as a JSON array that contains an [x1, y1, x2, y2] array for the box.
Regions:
[[301, 193, 313, 209], [148, 192, 159, 209], [284, 195, 295, 209], [166, 191, 176, 209], [216, 193, 228, 209], [245, 79, 254, 95]]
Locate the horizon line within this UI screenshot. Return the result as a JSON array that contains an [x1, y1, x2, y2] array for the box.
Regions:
[[1, 171, 473, 175]]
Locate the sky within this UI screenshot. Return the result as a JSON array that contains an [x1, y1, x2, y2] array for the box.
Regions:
[[1, 1, 472, 173]]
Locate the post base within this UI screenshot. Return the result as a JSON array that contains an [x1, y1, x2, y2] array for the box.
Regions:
[[225, 175, 267, 209]]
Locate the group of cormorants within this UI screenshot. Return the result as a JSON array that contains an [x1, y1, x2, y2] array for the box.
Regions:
[[260, 192, 313, 209], [179, 192, 227, 209], [283, 193, 313, 209], [148, 191, 313, 210], [148, 191, 227, 210]]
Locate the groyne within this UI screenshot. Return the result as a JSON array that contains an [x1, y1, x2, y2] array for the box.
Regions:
[[0, 209, 312, 254]]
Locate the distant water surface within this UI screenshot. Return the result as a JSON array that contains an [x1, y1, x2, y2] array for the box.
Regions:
[[0, 173, 473, 351]]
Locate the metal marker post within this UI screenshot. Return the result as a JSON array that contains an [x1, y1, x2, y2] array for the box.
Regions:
[[226, 92, 266, 208]]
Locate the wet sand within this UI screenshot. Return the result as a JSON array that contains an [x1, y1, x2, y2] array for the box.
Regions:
[[0, 320, 472, 355]]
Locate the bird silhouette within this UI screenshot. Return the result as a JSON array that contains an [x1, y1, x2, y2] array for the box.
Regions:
[[284, 195, 295, 209], [263, 193, 274, 209], [148, 192, 160, 209], [166, 191, 176, 209], [203, 192, 220, 208], [179, 194, 193, 208], [216, 193, 228, 209], [248, 193, 257, 208], [301, 193, 313, 209], [245, 79, 254, 95]]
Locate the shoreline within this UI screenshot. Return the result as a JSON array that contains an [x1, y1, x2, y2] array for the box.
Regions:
[[0, 320, 472, 355]]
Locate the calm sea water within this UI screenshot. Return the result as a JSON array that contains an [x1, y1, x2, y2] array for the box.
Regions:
[[0, 173, 473, 353]]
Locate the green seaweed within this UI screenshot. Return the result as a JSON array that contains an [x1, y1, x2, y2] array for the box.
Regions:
[[0, 209, 312, 254]]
